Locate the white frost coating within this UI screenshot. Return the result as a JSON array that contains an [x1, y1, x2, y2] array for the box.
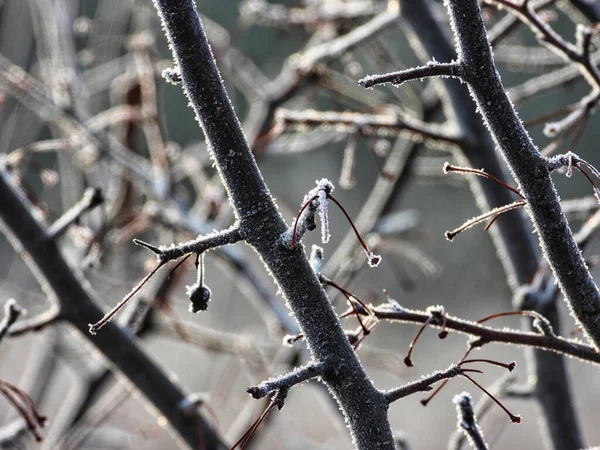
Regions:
[[367, 252, 382, 267], [314, 178, 334, 244], [178, 393, 204, 411], [386, 296, 402, 311], [280, 219, 297, 248], [4, 298, 18, 312], [314, 178, 334, 194], [281, 179, 335, 248], [453, 391, 472, 407], [162, 67, 181, 85], [310, 245, 324, 275], [2, 298, 24, 323], [318, 188, 330, 244], [566, 152, 574, 178]]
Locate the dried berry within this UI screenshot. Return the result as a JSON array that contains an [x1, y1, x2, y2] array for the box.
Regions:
[[187, 283, 211, 313]]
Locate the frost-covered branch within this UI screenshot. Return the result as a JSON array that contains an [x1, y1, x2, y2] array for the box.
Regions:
[[149, 1, 394, 448], [453, 393, 489, 450], [135, 227, 244, 262], [385, 365, 463, 403], [247, 362, 325, 399], [488, 0, 600, 89], [380, 1, 585, 447], [359, 61, 461, 89], [395, 1, 585, 448], [282, 179, 381, 267], [373, 303, 600, 365]]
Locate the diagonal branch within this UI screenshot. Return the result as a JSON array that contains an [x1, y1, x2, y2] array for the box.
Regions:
[[150, 1, 394, 448], [46, 187, 104, 240], [0, 166, 226, 449], [385, 364, 463, 403]]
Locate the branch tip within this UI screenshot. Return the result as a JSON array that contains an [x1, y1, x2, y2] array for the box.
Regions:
[[0, 299, 23, 343], [162, 66, 181, 84], [460, 358, 516, 372], [133, 239, 162, 255], [445, 200, 526, 240], [247, 363, 324, 399], [453, 392, 489, 449], [368, 252, 382, 267]]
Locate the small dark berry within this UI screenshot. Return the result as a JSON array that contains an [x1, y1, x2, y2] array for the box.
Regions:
[[187, 283, 211, 313]]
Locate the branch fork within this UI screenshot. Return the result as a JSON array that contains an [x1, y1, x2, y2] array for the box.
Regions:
[[442, 163, 526, 241], [548, 152, 600, 202], [386, 359, 520, 423], [88, 227, 243, 334]]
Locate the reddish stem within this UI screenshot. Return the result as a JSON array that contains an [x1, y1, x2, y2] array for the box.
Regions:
[[460, 358, 516, 372], [290, 194, 318, 249], [444, 164, 524, 199], [461, 373, 521, 423], [230, 396, 280, 449], [324, 279, 374, 334], [168, 253, 192, 279], [446, 200, 526, 241], [89, 261, 166, 334], [326, 193, 379, 263], [421, 348, 473, 406], [439, 308, 448, 339], [404, 315, 434, 367]]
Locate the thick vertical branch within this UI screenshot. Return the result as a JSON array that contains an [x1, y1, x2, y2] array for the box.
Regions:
[[151, 0, 394, 448], [447, 0, 600, 348], [399, 1, 583, 448], [449, 0, 590, 446]]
